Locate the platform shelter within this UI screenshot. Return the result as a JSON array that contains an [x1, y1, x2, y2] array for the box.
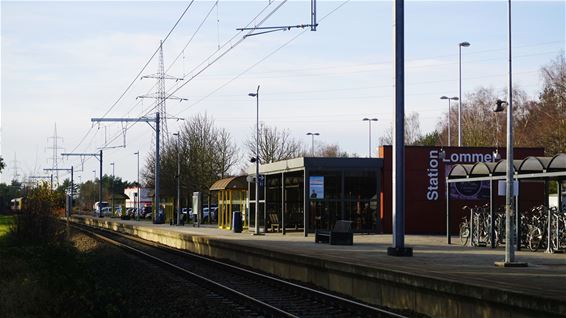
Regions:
[[245, 157, 383, 236], [446, 153, 566, 249], [210, 176, 248, 230]]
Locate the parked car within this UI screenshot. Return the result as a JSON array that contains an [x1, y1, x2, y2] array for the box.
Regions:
[[202, 207, 218, 223], [141, 206, 153, 219], [113, 207, 123, 217], [93, 206, 112, 217]]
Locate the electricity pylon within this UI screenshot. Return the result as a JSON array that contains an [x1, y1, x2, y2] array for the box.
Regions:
[[138, 40, 187, 150]]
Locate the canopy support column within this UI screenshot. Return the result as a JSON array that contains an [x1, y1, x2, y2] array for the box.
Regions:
[[544, 180, 553, 253], [446, 177, 451, 244], [490, 179, 496, 248], [558, 181, 563, 211], [515, 180, 521, 251], [281, 172, 286, 235], [304, 168, 309, 237]]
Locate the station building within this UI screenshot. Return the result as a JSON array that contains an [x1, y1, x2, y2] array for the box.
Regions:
[[220, 146, 548, 235], [378, 146, 546, 235]]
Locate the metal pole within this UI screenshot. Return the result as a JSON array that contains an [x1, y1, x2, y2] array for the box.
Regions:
[[388, 0, 411, 256], [516, 180, 521, 250], [458, 45, 462, 146], [545, 180, 552, 253], [99, 150, 103, 218], [254, 86, 261, 235], [490, 180, 496, 248], [448, 99, 452, 147], [282, 172, 285, 235], [176, 134, 181, 226], [504, 0, 514, 263], [70, 166, 74, 217], [311, 134, 315, 156], [136, 152, 140, 221], [446, 178, 450, 244], [496, 0, 526, 267], [111, 163, 115, 216], [368, 120, 372, 157], [155, 112, 161, 224]]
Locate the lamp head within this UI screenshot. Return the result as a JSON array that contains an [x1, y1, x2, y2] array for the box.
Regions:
[[450, 97, 459, 101], [440, 96, 449, 100], [493, 149, 501, 161], [459, 41, 471, 47], [250, 157, 257, 163], [248, 93, 257, 97], [494, 99, 507, 112], [439, 148, 446, 160]]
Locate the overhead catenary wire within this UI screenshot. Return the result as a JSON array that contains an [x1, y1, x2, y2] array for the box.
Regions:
[[66, 1, 197, 156], [67, 0, 293, 170]]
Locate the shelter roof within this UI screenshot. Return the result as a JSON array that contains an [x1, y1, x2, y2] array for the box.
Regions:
[[447, 153, 566, 181], [210, 176, 248, 191]]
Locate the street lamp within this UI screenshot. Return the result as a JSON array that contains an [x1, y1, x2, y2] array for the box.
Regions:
[[172, 132, 181, 226], [440, 96, 458, 147], [494, 0, 527, 267], [362, 118, 378, 157], [458, 41, 470, 147], [110, 162, 115, 216], [306, 132, 320, 156], [133, 152, 140, 221], [249, 85, 263, 235]]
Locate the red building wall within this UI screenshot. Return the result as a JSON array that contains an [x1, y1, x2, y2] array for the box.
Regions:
[[379, 146, 545, 234]]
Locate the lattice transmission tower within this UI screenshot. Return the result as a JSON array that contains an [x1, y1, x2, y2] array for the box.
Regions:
[[46, 123, 64, 185], [138, 40, 186, 148]]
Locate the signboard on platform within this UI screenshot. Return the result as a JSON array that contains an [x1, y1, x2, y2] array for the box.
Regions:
[[309, 176, 324, 199]]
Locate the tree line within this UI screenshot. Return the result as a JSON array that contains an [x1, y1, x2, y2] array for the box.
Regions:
[[380, 53, 565, 156], [1, 54, 563, 208]]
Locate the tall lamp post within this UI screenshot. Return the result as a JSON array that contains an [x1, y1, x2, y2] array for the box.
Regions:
[[134, 151, 140, 221], [306, 132, 320, 156], [92, 170, 96, 210], [362, 118, 378, 157], [173, 132, 181, 226], [110, 162, 115, 216], [494, 0, 526, 267], [440, 96, 458, 146], [458, 41, 470, 146], [249, 85, 263, 235]]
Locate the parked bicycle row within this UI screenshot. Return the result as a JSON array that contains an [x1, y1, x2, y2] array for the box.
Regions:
[[458, 204, 566, 252]]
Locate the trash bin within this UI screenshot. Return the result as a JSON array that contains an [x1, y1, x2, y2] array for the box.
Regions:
[[232, 211, 242, 233]]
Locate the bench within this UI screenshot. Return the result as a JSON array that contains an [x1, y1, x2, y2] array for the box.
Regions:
[[315, 220, 353, 245], [268, 213, 280, 232]]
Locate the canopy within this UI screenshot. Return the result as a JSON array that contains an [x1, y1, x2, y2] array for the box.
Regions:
[[448, 153, 566, 180]]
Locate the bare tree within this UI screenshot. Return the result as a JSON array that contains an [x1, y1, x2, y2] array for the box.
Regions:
[[143, 113, 239, 201], [316, 143, 350, 157], [378, 112, 423, 145], [516, 53, 566, 155], [245, 123, 304, 164]]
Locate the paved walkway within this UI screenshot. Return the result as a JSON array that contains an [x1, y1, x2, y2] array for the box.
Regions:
[[79, 215, 566, 302]]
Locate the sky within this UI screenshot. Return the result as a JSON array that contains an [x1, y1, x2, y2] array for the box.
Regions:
[[1, 0, 564, 185]]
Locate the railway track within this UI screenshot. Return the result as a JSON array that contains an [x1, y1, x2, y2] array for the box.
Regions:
[[71, 223, 412, 318]]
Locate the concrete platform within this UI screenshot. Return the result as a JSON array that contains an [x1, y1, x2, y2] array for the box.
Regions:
[[70, 215, 566, 318]]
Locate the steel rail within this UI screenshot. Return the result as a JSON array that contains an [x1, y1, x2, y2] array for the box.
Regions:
[[71, 222, 409, 318]]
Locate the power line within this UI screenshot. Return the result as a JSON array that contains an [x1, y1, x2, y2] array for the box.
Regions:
[[67, 1, 197, 155]]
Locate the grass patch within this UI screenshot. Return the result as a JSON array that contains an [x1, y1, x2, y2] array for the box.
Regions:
[[0, 229, 239, 317], [0, 214, 14, 238]]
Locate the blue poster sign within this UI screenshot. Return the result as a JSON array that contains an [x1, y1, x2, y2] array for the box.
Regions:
[[309, 176, 324, 199]]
